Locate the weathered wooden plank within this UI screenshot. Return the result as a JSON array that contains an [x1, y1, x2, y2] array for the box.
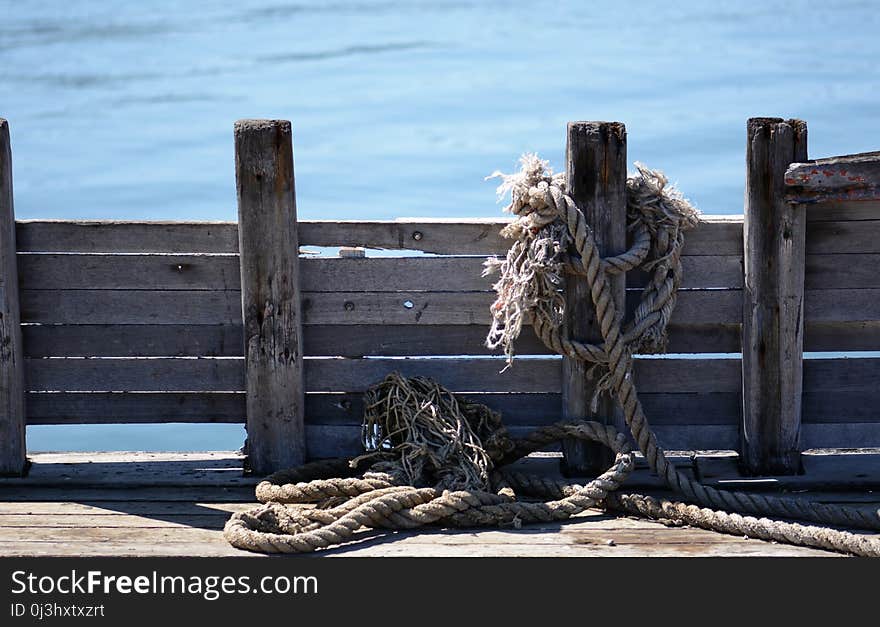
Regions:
[[0, 451, 253, 488], [569, 122, 628, 474], [22, 324, 245, 357], [806, 220, 880, 254], [15, 220, 240, 253], [804, 322, 880, 351], [803, 254, 880, 289], [300, 357, 742, 394], [20, 289, 242, 324], [25, 358, 245, 392], [301, 323, 741, 356], [14, 216, 742, 256], [21, 286, 874, 327], [0, 509, 840, 557], [23, 389, 739, 427], [304, 391, 740, 427], [806, 200, 880, 222], [300, 217, 744, 256], [801, 423, 880, 449], [302, 288, 742, 326], [21, 321, 740, 359], [742, 117, 807, 475], [18, 214, 880, 261], [17, 253, 743, 291], [25, 392, 245, 424], [0, 536, 833, 558], [18, 253, 241, 290], [801, 358, 880, 392], [23, 384, 880, 429], [785, 151, 880, 204], [0, 486, 256, 502], [20, 249, 880, 292], [301, 291, 496, 325], [16, 288, 741, 327], [0, 501, 254, 516], [0, 513, 232, 529], [237, 120, 306, 474], [0, 118, 26, 476], [805, 289, 880, 322], [697, 450, 880, 488], [802, 391, 880, 423]]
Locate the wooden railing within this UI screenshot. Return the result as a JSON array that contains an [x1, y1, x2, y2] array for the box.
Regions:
[[1, 116, 879, 479]]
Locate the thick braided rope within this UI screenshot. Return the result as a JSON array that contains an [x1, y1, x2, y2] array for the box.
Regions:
[[496, 471, 880, 556], [224, 421, 635, 553], [227, 418, 880, 555], [543, 182, 880, 533]]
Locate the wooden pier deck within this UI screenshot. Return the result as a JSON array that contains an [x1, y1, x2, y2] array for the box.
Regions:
[[1, 451, 876, 557]]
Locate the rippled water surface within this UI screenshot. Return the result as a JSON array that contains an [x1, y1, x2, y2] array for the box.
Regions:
[[3, 0, 878, 450]]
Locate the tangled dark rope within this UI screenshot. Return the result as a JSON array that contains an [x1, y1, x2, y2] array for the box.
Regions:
[[224, 156, 880, 556]]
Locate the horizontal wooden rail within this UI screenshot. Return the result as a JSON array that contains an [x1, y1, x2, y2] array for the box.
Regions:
[[23, 356, 744, 394], [16, 215, 880, 254], [15, 216, 744, 255], [21, 287, 880, 326], [23, 384, 880, 430], [16, 253, 745, 291], [17, 251, 880, 292], [24, 356, 880, 395], [786, 152, 880, 204]]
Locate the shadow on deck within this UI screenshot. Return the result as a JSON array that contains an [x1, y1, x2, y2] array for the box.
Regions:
[[1, 451, 878, 557]]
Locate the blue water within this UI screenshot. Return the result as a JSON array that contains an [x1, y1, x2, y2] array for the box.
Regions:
[[3, 0, 878, 451]]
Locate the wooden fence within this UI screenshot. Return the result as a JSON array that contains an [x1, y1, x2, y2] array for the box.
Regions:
[[1, 116, 879, 478]]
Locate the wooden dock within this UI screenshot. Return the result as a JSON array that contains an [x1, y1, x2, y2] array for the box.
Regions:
[[2, 116, 880, 557], [3, 451, 877, 557]]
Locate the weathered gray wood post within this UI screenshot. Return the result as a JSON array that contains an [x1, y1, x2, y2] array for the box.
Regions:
[[0, 118, 27, 476], [561, 122, 627, 475], [234, 119, 306, 474], [742, 117, 808, 475]]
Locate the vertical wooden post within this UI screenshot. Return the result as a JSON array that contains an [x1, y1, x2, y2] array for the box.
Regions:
[[561, 122, 627, 475], [741, 117, 808, 475], [0, 118, 27, 476], [235, 119, 306, 474]]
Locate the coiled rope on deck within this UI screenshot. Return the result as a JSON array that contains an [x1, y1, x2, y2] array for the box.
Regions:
[[224, 156, 880, 556]]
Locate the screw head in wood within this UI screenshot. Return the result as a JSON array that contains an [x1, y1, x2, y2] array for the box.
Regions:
[[344, 301, 355, 311], [412, 231, 423, 241]]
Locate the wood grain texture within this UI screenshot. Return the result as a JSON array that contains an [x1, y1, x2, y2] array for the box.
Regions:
[[806, 219, 880, 253], [25, 392, 245, 424], [22, 324, 245, 357], [302, 391, 740, 427], [806, 200, 880, 222], [235, 119, 306, 473], [17, 288, 741, 326], [0, 119, 26, 475], [15, 220, 239, 253], [13, 286, 876, 327], [22, 319, 880, 358], [561, 121, 627, 474], [697, 450, 880, 488], [23, 356, 746, 394], [13, 216, 743, 255], [21, 249, 880, 291], [17, 252, 743, 291], [20, 289, 243, 324], [741, 117, 807, 475], [785, 151, 880, 204]]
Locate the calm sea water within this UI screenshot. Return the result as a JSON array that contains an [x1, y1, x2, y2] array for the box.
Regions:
[[2, 1, 878, 451]]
